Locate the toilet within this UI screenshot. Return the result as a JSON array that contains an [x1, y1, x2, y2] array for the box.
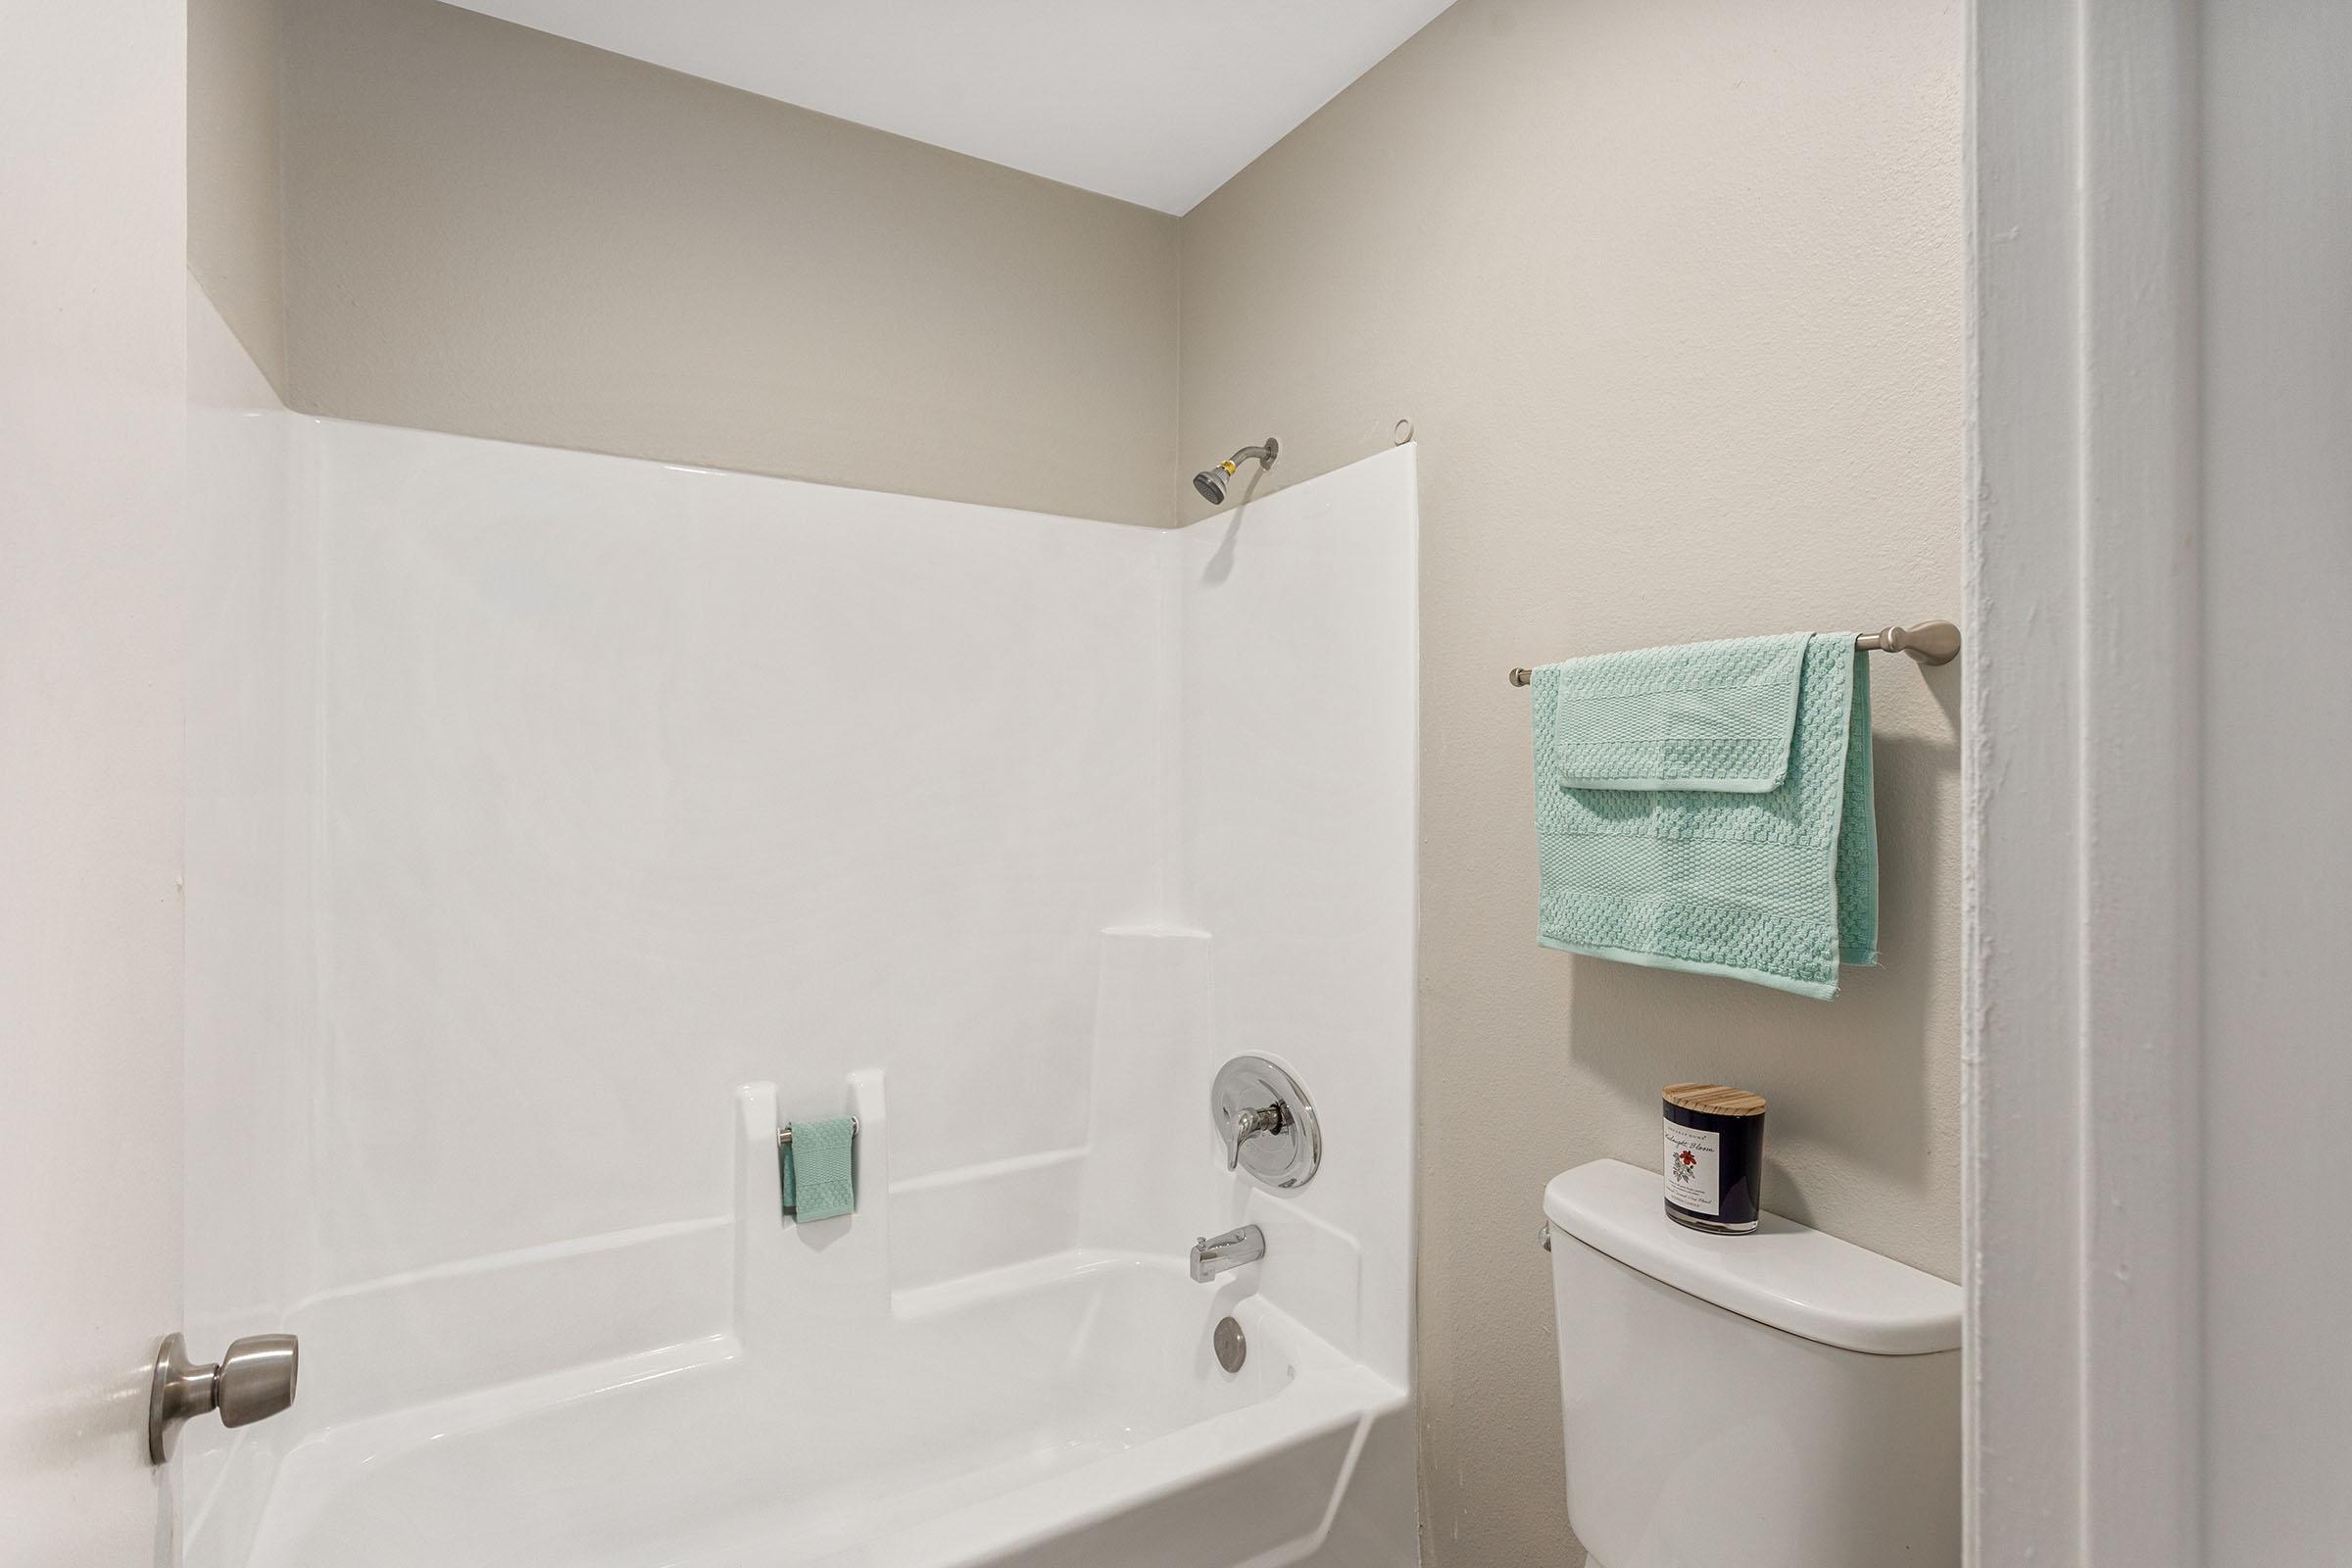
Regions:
[[1544, 1159, 1962, 1566]]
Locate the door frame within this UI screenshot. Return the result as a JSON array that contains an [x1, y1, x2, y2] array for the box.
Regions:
[[1965, 0, 2202, 1562]]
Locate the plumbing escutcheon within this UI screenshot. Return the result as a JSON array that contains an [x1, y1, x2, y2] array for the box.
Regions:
[[1210, 1054, 1320, 1190]]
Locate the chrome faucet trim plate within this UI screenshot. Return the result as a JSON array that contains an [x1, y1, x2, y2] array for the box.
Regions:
[[1210, 1055, 1321, 1190]]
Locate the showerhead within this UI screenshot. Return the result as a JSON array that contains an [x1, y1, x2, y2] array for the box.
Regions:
[[1191, 437, 1279, 510]]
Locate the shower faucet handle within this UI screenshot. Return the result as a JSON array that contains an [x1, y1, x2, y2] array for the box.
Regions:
[[1228, 1103, 1287, 1171]]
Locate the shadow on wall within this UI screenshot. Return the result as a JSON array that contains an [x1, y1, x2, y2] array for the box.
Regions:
[[1197, 462, 1270, 586], [1564, 662, 1961, 1235]]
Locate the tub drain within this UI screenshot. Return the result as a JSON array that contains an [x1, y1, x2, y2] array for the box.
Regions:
[[1213, 1316, 1247, 1374]]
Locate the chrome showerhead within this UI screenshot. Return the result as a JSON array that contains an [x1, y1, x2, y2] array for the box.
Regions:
[[1191, 437, 1279, 510]]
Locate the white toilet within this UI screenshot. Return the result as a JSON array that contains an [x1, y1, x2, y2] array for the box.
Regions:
[[1544, 1159, 1962, 1566]]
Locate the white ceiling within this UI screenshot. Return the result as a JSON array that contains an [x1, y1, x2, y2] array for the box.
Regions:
[[441, 0, 1457, 215]]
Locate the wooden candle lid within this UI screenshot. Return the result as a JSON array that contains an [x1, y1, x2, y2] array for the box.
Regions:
[[1662, 1083, 1767, 1117]]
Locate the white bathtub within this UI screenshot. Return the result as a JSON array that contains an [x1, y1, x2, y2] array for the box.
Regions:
[[220, 1075, 1414, 1568], [246, 1253, 1402, 1568]]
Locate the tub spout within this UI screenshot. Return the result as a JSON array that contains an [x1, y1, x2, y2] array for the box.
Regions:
[[1190, 1224, 1266, 1284]]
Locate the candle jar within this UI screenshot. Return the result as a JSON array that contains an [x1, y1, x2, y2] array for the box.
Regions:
[[1662, 1083, 1767, 1234]]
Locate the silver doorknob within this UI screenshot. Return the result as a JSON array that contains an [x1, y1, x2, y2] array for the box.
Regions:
[[148, 1331, 299, 1462]]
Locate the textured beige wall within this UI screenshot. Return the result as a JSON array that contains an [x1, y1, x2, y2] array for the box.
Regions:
[[272, 0, 1179, 525], [1179, 1, 1965, 1561], [190, 0, 285, 390]]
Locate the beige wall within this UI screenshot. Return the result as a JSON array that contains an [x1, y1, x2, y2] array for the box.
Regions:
[[190, 0, 285, 389], [243, 0, 1182, 525], [1180, 1, 1964, 1561]]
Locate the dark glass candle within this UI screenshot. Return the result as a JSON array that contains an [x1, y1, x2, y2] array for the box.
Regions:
[[1662, 1083, 1767, 1234]]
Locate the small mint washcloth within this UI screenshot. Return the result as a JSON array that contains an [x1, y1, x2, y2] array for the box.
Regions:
[[782, 1117, 857, 1222], [1533, 633, 1877, 1000]]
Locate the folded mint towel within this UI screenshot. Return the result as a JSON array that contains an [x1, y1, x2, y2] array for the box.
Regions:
[[782, 1117, 857, 1223], [1549, 632, 1811, 791], [1532, 633, 1877, 999]]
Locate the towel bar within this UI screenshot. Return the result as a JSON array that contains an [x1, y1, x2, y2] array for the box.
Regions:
[[1507, 619, 1958, 686], [776, 1117, 858, 1148]]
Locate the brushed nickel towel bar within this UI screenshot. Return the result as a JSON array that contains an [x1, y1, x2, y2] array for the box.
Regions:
[[1507, 619, 1959, 687]]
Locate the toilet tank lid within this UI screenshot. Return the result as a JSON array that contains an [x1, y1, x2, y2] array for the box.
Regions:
[[1543, 1159, 1961, 1355]]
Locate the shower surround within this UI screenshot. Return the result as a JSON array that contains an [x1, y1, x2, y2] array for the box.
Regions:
[[183, 298, 1419, 1567]]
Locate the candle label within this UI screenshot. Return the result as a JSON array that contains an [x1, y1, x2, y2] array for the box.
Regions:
[[1664, 1122, 1721, 1215]]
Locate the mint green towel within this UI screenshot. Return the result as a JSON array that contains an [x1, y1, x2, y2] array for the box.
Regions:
[[1532, 633, 1877, 1000], [782, 1117, 857, 1222], [1549, 632, 1811, 791]]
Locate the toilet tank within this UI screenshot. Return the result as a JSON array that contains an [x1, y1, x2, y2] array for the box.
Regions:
[[1544, 1159, 1961, 1568]]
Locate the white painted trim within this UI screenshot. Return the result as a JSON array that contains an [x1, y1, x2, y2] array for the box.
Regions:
[[1966, 1, 2202, 1562]]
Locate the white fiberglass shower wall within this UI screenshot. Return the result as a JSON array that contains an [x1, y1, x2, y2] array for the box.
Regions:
[[183, 296, 1418, 1568]]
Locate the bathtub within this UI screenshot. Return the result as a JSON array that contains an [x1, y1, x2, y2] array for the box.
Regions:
[[246, 1254, 1401, 1568], [225, 1075, 1413, 1568]]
